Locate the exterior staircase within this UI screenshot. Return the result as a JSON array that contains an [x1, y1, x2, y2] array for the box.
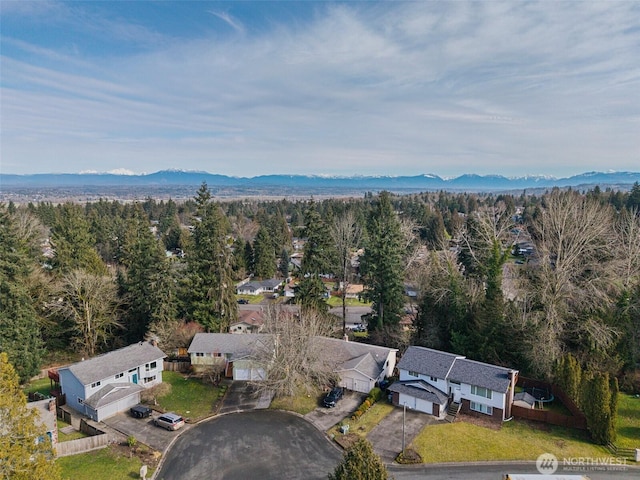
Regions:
[[445, 401, 461, 423]]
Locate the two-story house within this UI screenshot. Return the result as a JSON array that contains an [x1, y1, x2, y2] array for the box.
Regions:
[[388, 346, 517, 422], [57, 341, 165, 421]]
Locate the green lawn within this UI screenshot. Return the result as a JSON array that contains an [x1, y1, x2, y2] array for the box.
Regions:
[[270, 389, 322, 415], [23, 377, 54, 397], [57, 420, 87, 442], [616, 393, 640, 449], [329, 402, 394, 438], [326, 296, 371, 307], [156, 371, 221, 420], [412, 419, 609, 463], [57, 445, 154, 480]]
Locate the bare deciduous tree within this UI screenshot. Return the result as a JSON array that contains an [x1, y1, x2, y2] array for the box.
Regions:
[[249, 306, 337, 398], [48, 270, 121, 357], [329, 211, 361, 334], [522, 190, 618, 376]]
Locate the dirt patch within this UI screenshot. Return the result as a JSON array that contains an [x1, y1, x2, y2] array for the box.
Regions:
[[334, 433, 360, 450], [111, 441, 162, 470], [396, 448, 422, 464], [457, 413, 503, 431]]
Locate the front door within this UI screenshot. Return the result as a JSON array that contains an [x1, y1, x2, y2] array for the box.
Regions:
[[131, 373, 138, 384]]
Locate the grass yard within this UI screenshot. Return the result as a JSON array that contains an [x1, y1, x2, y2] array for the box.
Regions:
[[326, 296, 371, 308], [23, 376, 54, 397], [329, 402, 394, 438], [57, 420, 87, 442], [57, 445, 154, 480], [156, 371, 221, 420], [270, 388, 322, 415], [616, 393, 640, 449], [412, 419, 609, 463]]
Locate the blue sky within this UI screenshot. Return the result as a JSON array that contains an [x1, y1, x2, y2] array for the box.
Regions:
[[1, 1, 639, 177]]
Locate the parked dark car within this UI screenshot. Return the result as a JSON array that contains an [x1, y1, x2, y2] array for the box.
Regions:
[[130, 405, 152, 418], [323, 387, 344, 408], [237, 299, 249, 304]]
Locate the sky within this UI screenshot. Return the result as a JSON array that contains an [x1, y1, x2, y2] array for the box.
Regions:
[[1, 1, 639, 178]]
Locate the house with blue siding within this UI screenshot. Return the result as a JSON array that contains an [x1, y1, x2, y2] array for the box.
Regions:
[[58, 341, 165, 421]]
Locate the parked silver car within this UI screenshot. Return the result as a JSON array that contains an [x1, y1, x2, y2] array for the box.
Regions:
[[154, 412, 185, 431]]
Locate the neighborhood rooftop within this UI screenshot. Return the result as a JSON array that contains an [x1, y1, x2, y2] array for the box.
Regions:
[[59, 341, 166, 385], [397, 346, 514, 393], [188, 333, 274, 360]]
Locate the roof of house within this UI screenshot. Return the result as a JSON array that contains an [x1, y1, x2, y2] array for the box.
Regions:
[[514, 391, 537, 406], [397, 346, 462, 379], [398, 346, 515, 393], [313, 337, 397, 378], [188, 333, 274, 360], [233, 310, 265, 327], [337, 352, 380, 380], [448, 358, 513, 393], [188, 334, 396, 379], [388, 379, 449, 405], [84, 383, 144, 409], [59, 342, 166, 386]]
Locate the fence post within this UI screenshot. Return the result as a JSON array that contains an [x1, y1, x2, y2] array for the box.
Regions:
[[635, 449, 639, 462]]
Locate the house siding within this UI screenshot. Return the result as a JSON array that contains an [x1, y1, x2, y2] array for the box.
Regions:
[[58, 369, 88, 417], [460, 398, 504, 421]]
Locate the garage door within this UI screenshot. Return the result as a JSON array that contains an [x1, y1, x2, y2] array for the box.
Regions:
[[415, 398, 433, 415], [234, 368, 265, 381]]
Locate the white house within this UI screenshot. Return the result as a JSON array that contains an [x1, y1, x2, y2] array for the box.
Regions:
[[388, 346, 517, 422], [236, 278, 283, 296], [187, 333, 397, 394], [229, 310, 265, 334], [57, 341, 165, 421]]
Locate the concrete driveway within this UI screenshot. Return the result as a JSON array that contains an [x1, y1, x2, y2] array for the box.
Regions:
[[155, 410, 342, 480], [304, 390, 366, 431], [367, 407, 441, 462], [102, 410, 187, 452], [219, 381, 273, 414]]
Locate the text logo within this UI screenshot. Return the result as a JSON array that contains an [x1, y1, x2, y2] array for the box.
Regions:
[[536, 452, 558, 474]]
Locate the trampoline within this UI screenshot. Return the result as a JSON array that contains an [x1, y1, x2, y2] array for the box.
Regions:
[[522, 386, 555, 404]]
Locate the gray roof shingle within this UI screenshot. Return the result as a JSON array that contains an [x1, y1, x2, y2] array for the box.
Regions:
[[61, 342, 166, 386], [448, 358, 513, 393], [398, 346, 516, 394], [388, 380, 449, 405], [188, 333, 274, 360], [396, 346, 463, 379]]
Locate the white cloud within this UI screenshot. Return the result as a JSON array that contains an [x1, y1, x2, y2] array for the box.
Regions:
[[1, 1, 638, 176]]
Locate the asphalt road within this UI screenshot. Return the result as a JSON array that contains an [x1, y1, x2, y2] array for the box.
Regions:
[[155, 410, 342, 480]]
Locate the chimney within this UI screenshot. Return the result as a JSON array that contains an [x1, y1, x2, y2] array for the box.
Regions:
[[150, 339, 158, 348], [506, 370, 517, 419]]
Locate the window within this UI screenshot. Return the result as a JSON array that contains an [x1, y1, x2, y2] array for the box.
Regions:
[[408, 370, 419, 377], [91, 381, 101, 388], [145, 361, 157, 371], [144, 375, 156, 384], [78, 398, 84, 405], [470, 401, 493, 415], [115, 372, 124, 379], [471, 385, 492, 399], [196, 352, 204, 357], [430, 376, 438, 382], [129, 368, 137, 373]]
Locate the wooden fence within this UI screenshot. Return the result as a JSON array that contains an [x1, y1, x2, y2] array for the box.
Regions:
[[513, 376, 587, 429], [164, 360, 191, 372], [55, 420, 110, 457]]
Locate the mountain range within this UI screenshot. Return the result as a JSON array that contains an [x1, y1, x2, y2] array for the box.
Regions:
[[2, 170, 639, 193]]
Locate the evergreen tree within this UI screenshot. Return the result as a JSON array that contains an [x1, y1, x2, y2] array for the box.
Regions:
[[627, 182, 640, 210], [49, 203, 106, 274], [118, 207, 177, 342], [581, 371, 616, 445], [301, 201, 334, 276], [253, 226, 276, 279], [294, 275, 329, 314], [186, 185, 237, 332], [328, 438, 388, 480], [279, 248, 290, 279], [360, 192, 405, 330], [0, 206, 44, 383], [554, 353, 582, 407], [0, 353, 61, 480]]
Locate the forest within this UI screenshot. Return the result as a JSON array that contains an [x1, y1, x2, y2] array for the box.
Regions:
[[1, 182, 639, 408]]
